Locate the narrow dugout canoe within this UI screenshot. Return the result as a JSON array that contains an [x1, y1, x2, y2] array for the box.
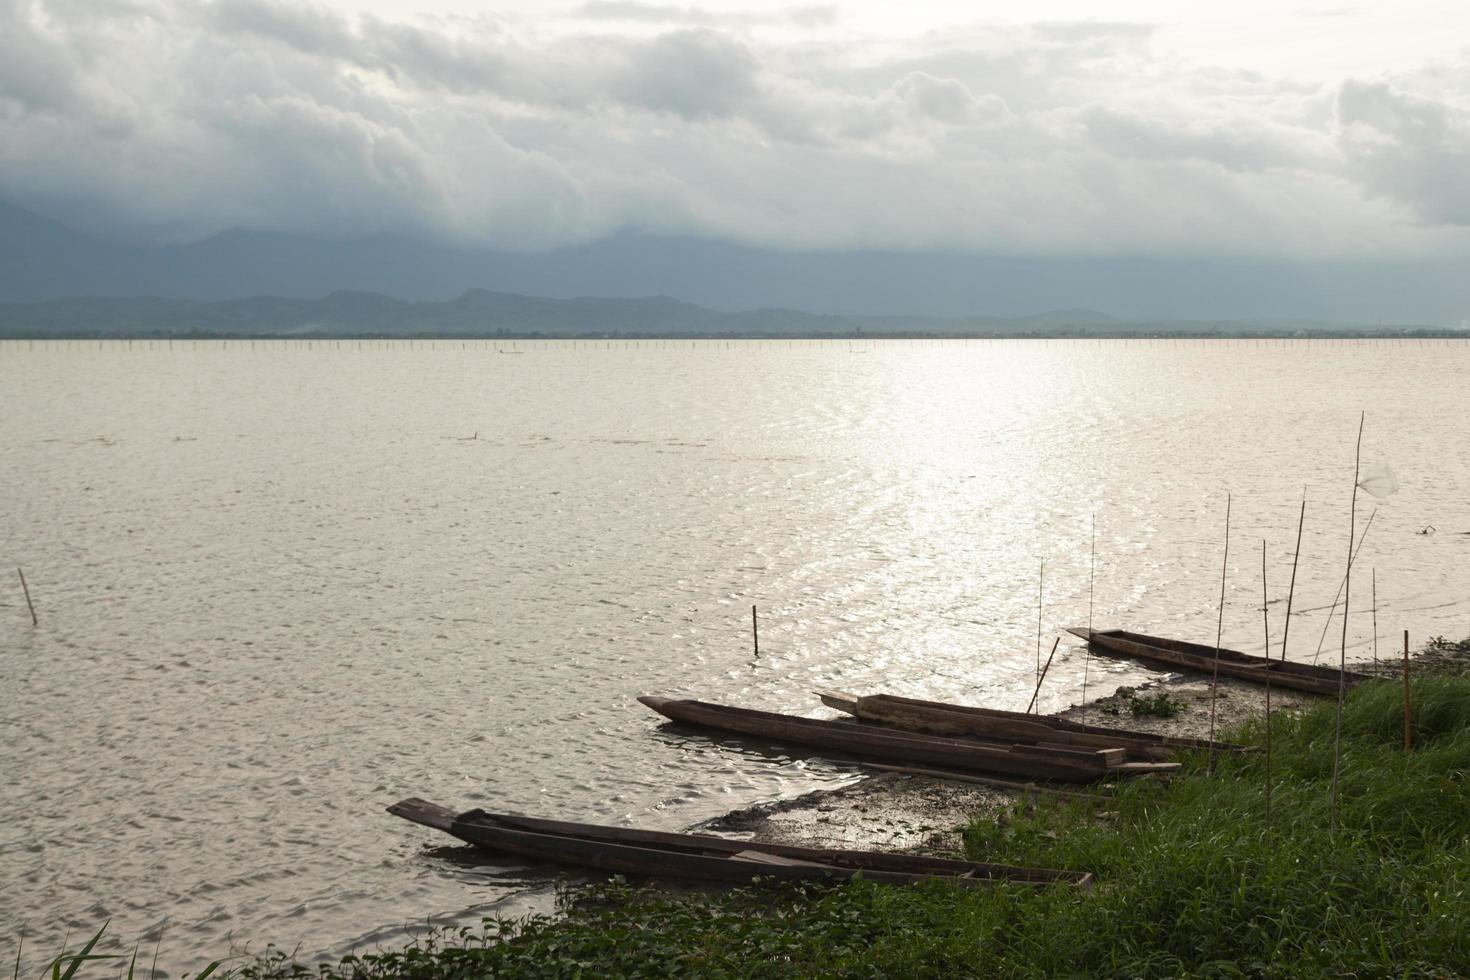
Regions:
[[638, 696, 1147, 782], [388, 798, 1091, 889], [815, 691, 1240, 761], [1067, 627, 1371, 696]]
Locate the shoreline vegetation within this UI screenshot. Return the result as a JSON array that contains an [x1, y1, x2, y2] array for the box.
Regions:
[[40, 638, 1470, 978]]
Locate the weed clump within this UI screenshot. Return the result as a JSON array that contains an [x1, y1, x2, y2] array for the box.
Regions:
[[1101, 686, 1182, 718]]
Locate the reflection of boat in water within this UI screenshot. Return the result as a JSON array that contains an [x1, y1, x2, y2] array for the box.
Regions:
[[1067, 628, 1369, 696], [815, 691, 1238, 761], [639, 696, 1174, 782], [388, 798, 1091, 889]]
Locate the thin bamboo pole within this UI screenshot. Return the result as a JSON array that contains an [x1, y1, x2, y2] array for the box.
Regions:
[[1330, 412, 1365, 828], [1083, 515, 1095, 705], [1371, 569, 1379, 669], [1261, 540, 1272, 832], [1403, 629, 1412, 751], [1311, 508, 1378, 664], [1035, 560, 1045, 685], [1209, 493, 1232, 764], [1027, 637, 1062, 714], [751, 605, 759, 659], [1281, 497, 1305, 662], [17, 568, 37, 626]]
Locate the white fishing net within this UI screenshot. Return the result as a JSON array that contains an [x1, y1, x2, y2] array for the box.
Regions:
[[1357, 461, 1399, 499]]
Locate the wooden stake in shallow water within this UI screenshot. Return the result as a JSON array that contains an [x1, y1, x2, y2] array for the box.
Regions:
[[1330, 412, 1366, 828], [1208, 493, 1232, 762], [751, 605, 759, 659], [17, 568, 37, 626]]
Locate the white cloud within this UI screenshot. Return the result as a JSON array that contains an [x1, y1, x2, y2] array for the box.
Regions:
[[0, 0, 1467, 256]]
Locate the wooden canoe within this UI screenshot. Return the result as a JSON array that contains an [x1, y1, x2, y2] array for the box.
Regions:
[[815, 691, 1239, 760], [1067, 627, 1371, 696], [388, 797, 1091, 889], [639, 696, 1142, 783]]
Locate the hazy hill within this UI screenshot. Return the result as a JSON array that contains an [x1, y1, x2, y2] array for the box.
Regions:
[[0, 290, 858, 336], [1, 290, 1458, 338], [4, 200, 1469, 326]]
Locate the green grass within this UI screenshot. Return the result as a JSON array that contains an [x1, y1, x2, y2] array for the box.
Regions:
[[230, 673, 1470, 979], [31, 924, 221, 980]]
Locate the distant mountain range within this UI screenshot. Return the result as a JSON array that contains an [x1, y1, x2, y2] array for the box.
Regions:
[[2, 200, 1468, 329], [0, 290, 849, 336], [1, 289, 1461, 338]]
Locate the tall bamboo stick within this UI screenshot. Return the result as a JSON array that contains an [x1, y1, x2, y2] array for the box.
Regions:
[[1261, 540, 1272, 832], [1208, 492, 1232, 761], [1082, 514, 1095, 704], [1403, 629, 1412, 751], [751, 605, 759, 659], [1330, 412, 1365, 828], [1035, 560, 1045, 685], [1371, 569, 1379, 669], [1311, 507, 1378, 664], [1281, 497, 1305, 662]]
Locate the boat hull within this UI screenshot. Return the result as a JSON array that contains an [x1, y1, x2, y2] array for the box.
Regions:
[[388, 798, 1090, 889], [1068, 628, 1371, 696], [816, 691, 1237, 760], [639, 696, 1119, 782]]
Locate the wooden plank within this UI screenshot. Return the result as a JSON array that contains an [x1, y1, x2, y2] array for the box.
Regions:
[[1031, 743, 1126, 767]]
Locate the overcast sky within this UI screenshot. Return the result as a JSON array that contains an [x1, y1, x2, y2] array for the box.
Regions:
[[2, 0, 1468, 264]]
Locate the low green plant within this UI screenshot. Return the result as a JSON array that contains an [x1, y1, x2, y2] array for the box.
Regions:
[[1124, 690, 1180, 718], [1100, 686, 1181, 718], [23, 923, 222, 980]]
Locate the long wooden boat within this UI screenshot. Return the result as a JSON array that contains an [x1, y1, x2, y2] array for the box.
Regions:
[[638, 696, 1168, 782], [388, 798, 1091, 889], [1067, 628, 1371, 696], [815, 691, 1238, 761]]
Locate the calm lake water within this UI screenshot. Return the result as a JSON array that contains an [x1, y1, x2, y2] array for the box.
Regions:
[[2, 338, 1468, 971]]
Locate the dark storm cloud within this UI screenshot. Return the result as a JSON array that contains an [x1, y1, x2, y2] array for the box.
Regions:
[[1337, 79, 1470, 225], [0, 0, 1466, 257]]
